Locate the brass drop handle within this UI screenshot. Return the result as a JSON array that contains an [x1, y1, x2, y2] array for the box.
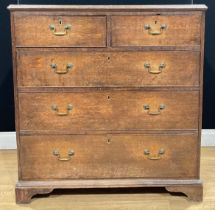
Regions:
[[49, 24, 71, 36], [53, 149, 75, 161], [49, 18, 71, 36], [143, 104, 165, 115], [50, 63, 73, 74], [144, 148, 165, 160], [144, 63, 166, 74], [144, 24, 167, 35], [51, 104, 73, 116]]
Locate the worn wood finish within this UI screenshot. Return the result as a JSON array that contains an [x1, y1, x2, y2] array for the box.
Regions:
[[7, 4, 208, 11], [0, 147, 215, 210], [14, 15, 106, 47], [15, 180, 203, 204], [112, 15, 201, 47], [19, 134, 198, 180], [3, 148, 215, 207], [15, 187, 54, 204], [197, 12, 206, 179], [18, 86, 200, 93], [10, 11, 22, 181], [17, 49, 200, 87], [8, 4, 207, 203], [166, 184, 203, 202], [19, 91, 199, 132], [16, 179, 203, 188]]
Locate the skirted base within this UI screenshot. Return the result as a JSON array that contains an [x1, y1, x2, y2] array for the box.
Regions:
[[15, 178, 203, 204]]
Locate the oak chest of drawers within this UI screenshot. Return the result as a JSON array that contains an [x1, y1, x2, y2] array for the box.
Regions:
[[8, 4, 207, 203]]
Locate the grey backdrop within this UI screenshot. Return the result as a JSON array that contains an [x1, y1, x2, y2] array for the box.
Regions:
[[0, 0, 214, 131]]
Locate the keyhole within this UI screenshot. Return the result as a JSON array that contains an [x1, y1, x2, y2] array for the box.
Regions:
[[107, 138, 111, 144], [155, 20, 157, 24], [59, 18, 63, 25], [107, 56, 111, 60], [107, 95, 111, 100]]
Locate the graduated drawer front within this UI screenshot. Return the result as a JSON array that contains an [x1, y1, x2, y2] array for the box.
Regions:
[[112, 15, 201, 47], [19, 91, 199, 131], [14, 15, 106, 47], [17, 50, 200, 87], [19, 134, 198, 180]]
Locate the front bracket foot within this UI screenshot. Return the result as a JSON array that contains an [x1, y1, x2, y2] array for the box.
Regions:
[[165, 184, 203, 201], [15, 187, 54, 204]]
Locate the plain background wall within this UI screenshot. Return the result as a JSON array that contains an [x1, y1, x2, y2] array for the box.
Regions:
[[0, 0, 214, 131]]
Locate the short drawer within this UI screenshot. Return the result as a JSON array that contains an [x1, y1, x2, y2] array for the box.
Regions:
[[111, 15, 201, 47], [14, 15, 106, 47], [19, 90, 199, 132], [19, 134, 198, 180], [17, 50, 200, 87]]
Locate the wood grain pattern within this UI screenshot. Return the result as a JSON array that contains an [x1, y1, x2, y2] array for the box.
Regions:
[[18, 91, 199, 132], [17, 49, 200, 87], [19, 134, 198, 180], [112, 15, 201, 47], [14, 15, 106, 47]]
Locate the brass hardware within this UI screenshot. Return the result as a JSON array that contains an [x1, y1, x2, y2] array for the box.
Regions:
[[144, 148, 165, 160], [50, 63, 73, 74], [143, 104, 165, 115], [144, 63, 166, 74], [53, 149, 75, 161], [51, 104, 73, 116], [49, 18, 71, 36], [144, 23, 167, 35]]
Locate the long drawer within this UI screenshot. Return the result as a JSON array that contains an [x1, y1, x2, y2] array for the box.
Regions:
[[19, 90, 199, 132], [14, 15, 106, 47], [19, 134, 198, 180], [111, 15, 201, 47], [17, 50, 200, 87]]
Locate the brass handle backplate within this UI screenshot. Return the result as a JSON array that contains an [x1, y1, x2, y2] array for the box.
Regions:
[[50, 63, 73, 74], [49, 18, 71, 36], [144, 63, 166, 74], [144, 148, 165, 160], [144, 23, 167, 35], [53, 149, 75, 161], [51, 104, 73, 116], [143, 104, 165, 115]]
